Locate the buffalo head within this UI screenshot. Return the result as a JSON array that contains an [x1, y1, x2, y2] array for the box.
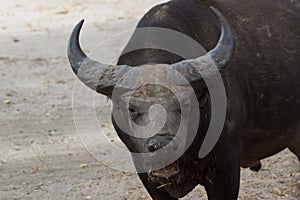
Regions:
[[67, 6, 234, 197]]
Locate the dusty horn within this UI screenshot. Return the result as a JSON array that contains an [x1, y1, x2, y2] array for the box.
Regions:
[[170, 6, 234, 83], [67, 19, 132, 96]]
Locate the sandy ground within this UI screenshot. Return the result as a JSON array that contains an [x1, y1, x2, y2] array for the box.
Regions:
[[0, 0, 299, 199]]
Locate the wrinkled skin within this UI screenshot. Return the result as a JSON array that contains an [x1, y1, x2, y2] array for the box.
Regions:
[[68, 0, 300, 199], [115, 0, 300, 199], [112, 84, 183, 152], [112, 84, 211, 198]]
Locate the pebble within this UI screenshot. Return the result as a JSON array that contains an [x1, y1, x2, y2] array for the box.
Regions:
[[5, 89, 16, 96], [31, 167, 39, 174], [80, 164, 88, 168], [3, 99, 12, 104], [48, 130, 56, 136]]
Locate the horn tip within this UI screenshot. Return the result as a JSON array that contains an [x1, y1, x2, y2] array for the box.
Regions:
[[68, 19, 87, 74], [78, 19, 85, 26], [209, 6, 221, 19], [75, 19, 85, 30]]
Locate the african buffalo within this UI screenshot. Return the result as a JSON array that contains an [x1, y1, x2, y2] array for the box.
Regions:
[[67, 0, 300, 199]]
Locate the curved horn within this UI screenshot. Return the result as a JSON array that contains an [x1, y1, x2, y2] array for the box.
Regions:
[[170, 6, 234, 82], [67, 20, 131, 96]]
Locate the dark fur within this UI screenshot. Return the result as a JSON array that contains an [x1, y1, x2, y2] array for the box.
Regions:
[[115, 0, 300, 199]]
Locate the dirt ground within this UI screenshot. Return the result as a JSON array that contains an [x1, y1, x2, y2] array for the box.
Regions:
[[0, 0, 299, 199]]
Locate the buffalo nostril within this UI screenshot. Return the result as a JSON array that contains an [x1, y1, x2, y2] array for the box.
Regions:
[[147, 136, 178, 152], [148, 145, 157, 152], [147, 138, 161, 152]]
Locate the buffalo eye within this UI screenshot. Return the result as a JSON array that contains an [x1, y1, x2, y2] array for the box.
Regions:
[[128, 107, 139, 120], [128, 107, 137, 113]]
